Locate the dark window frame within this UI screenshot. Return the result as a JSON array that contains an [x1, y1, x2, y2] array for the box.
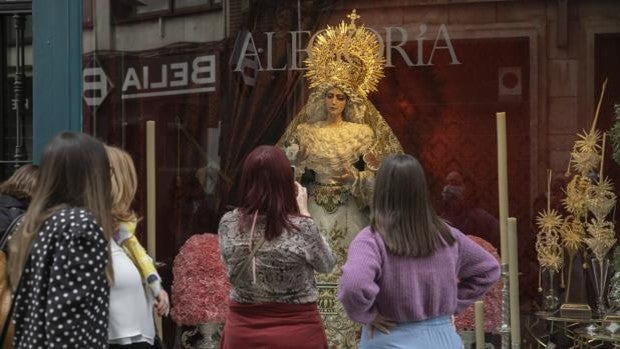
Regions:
[[113, 0, 222, 24], [0, 1, 31, 14]]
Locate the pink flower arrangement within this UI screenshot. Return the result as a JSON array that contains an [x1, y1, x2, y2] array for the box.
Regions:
[[454, 235, 502, 333], [171, 233, 230, 325]]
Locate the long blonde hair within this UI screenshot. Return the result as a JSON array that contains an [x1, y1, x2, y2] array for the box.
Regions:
[[8, 132, 114, 286], [0, 164, 39, 202], [105, 145, 138, 225]]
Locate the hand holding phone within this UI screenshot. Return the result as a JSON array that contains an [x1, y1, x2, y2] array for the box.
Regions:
[[295, 182, 310, 216]]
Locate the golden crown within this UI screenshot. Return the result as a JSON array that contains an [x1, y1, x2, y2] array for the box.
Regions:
[[305, 10, 385, 100]]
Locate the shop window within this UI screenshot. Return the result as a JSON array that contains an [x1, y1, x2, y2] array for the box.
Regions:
[[113, 0, 221, 22], [83, 0, 93, 28], [0, 14, 33, 180]]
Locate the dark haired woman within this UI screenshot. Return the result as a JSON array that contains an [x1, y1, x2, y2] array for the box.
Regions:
[[8, 132, 113, 349], [0, 164, 38, 240], [338, 154, 500, 349], [218, 145, 335, 349]]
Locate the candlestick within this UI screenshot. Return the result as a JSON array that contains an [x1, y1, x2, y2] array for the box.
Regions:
[[146, 121, 156, 258], [475, 300, 485, 349], [508, 217, 521, 347], [496, 112, 511, 349], [146, 121, 161, 338], [496, 112, 509, 264]]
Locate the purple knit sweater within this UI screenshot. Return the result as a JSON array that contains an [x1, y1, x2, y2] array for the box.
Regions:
[[337, 226, 500, 325]]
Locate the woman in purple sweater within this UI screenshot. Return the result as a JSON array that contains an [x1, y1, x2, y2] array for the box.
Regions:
[[338, 154, 500, 348]]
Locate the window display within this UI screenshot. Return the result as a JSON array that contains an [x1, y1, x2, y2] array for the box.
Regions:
[[78, 1, 620, 347]]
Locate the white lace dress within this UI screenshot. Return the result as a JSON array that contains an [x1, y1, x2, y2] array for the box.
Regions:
[[290, 120, 376, 349]]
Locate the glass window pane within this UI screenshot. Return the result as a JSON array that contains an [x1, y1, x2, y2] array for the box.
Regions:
[[175, 0, 210, 9], [1, 14, 33, 180], [80, 1, 620, 347]]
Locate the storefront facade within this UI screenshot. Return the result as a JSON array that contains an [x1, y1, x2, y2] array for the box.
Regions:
[[2, 0, 620, 346]]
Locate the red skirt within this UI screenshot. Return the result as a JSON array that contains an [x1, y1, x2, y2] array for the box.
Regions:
[[220, 301, 328, 349]]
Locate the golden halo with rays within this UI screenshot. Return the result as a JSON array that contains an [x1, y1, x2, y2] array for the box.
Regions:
[[304, 10, 385, 102]]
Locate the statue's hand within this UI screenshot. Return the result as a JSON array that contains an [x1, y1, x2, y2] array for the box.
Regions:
[[296, 145, 309, 163], [334, 168, 356, 186], [284, 144, 300, 162]]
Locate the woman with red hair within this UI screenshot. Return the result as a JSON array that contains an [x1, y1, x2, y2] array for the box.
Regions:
[[218, 145, 336, 349]]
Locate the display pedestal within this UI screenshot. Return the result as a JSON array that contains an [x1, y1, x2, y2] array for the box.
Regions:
[[560, 303, 593, 319]]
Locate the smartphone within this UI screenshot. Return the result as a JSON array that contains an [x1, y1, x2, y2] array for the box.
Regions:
[[291, 166, 298, 195]]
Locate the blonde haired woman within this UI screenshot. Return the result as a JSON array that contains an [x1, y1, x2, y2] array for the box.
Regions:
[[105, 145, 169, 349]]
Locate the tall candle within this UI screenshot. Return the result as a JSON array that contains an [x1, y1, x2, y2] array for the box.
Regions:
[[508, 217, 521, 345], [146, 121, 162, 338], [146, 121, 156, 258], [496, 112, 509, 264], [475, 300, 485, 349]]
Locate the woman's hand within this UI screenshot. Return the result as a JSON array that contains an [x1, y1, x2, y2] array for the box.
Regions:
[[367, 313, 395, 339], [295, 182, 311, 216], [154, 289, 170, 317]]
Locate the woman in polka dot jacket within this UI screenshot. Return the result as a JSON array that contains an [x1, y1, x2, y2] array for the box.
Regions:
[[7, 132, 114, 349]]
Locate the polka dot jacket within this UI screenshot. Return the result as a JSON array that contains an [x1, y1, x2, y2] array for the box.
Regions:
[[12, 208, 109, 349]]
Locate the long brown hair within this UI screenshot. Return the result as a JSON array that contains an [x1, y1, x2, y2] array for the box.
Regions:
[[0, 164, 39, 202], [105, 145, 138, 225], [371, 154, 454, 256], [8, 132, 114, 286], [237, 146, 299, 240]]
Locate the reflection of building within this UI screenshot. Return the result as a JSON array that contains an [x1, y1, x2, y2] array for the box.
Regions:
[[0, 4, 32, 178], [3, 0, 620, 346]]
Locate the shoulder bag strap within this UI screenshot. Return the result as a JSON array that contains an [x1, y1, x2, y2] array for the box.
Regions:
[[232, 212, 265, 285], [0, 213, 24, 251]]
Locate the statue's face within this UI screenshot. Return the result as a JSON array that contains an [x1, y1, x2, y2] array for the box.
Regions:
[[324, 87, 347, 118]]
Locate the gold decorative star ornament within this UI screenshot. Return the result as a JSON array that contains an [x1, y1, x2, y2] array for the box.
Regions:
[[570, 130, 602, 176], [588, 176, 616, 220], [535, 209, 564, 272]]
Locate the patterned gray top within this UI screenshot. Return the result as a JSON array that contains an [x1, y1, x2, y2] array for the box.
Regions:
[[219, 209, 336, 304]]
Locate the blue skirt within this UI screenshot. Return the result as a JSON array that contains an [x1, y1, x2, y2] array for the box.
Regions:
[[360, 316, 463, 349]]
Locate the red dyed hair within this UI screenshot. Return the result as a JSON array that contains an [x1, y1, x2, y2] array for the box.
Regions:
[[237, 145, 299, 240]]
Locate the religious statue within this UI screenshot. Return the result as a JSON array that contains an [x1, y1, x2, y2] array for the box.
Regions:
[[278, 10, 403, 348]]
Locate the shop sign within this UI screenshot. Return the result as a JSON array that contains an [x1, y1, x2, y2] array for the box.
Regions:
[[233, 24, 460, 73], [121, 55, 216, 99], [83, 57, 114, 107], [83, 54, 217, 106]]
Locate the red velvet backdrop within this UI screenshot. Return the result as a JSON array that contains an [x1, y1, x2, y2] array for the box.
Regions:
[[371, 37, 534, 299]]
